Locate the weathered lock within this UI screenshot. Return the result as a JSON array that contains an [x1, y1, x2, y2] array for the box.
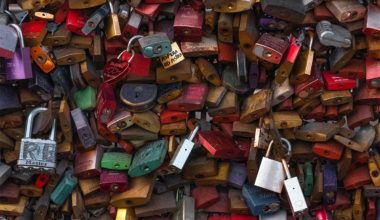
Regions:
[[17, 107, 57, 174], [5, 23, 32, 81], [105, 0, 121, 40], [71, 108, 96, 149], [129, 139, 168, 177], [316, 20, 352, 48], [322, 71, 356, 91], [261, 0, 306, 24], [107, 110, 134, 133], [81, 3, 110, 35], [21, 20, 47, 47], [96, 83, 116, 124], [74, 86, 96, 111], [0, 181, 19, 204], [325, 0, 366, 23], [255, 138, 291, 193]]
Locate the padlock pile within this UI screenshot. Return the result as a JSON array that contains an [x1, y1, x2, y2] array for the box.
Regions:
[[2, 0, 380, 219]]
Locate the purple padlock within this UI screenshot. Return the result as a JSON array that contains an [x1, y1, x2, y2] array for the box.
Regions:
[[228, 162, 247, 189], [5, 24, 32, 81]]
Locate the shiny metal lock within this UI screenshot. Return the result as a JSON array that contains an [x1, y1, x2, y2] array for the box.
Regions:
[[281, 159, 308, 217], [255, 138, 291, 193], [138, 33, 172, 58], [169, 124, 200, 173], [316, 20, 352, 48], [17, 107, 57, 174]]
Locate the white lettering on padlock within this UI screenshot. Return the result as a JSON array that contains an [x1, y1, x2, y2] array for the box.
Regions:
[[17, 107, 57, 174], [254, 138, 291, 193]]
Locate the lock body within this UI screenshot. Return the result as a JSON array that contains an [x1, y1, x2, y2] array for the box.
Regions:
[[101, 152, 132, 170]]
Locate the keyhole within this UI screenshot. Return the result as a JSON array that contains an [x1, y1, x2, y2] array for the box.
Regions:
[[135, 92, 140, 98]]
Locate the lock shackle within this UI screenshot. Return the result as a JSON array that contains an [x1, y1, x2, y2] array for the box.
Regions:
[[116, 35, 144, 63], [281, 159, 292, 179], [49, 119, 57, 141], [188, 124, 200, 141], [9, 23, 24, 48], [265, 138, 292, 158], [25, 107, 48, 139], [4, 10, 18, 24], [107, 0, 114, 14]]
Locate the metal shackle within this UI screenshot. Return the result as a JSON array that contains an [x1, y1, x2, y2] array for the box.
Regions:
[[25, 107, 57, 141], [9, 23, 24, 48], [265, 138, 292, 158]]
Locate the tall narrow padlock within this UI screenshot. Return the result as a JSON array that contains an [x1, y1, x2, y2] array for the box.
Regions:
[[105, 0, 121, 40], [276, 35, 302, 84], [291, 32, 315, 85], [169, 124, 200, 173], [255, 138, 291, 193], [96, 83, 117, 124], [17, 107, 57, 174], [50, 168, 78, 206], [5, 23, 32, 81]]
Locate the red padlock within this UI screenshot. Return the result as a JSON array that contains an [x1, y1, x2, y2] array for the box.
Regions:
[[366, 198, 376, 220], [54, 0, 69, 24], [167, 83, 208, 112], [135, 3, 161, 20], [197, 131, 243, 160], [337, 59, 366, 79], [366, 56, 380, 88], [66, 9, 89, 36], [191, 186, 220, 209], [325, 106, 339, 120], [96, 83, 117, 124], [304, 104, 325, 121], [355, 84, 380, 105], [295, 68, 324, 98], [347, 105, 374, 129], [312, 141, 344, 161], [343, 166, 371, 190], [326, 191, 350, 210], [159, 109, 188, 124], [323, 71, 356, 91], [173, 5, 204, 42]]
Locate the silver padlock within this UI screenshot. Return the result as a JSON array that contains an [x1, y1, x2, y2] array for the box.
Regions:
[[316, 20, 352, 48], [254, 138, 291, 193], [281, 159, 308, 217], [17, 107, 57, 174], [169, 124, 200, 173], [0, 163, 11, 186], [173, 188, 195, 220]]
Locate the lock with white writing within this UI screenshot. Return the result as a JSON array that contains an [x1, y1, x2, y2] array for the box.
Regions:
[[17, 107, 57, 174]]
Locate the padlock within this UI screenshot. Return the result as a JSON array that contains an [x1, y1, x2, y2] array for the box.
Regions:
[[254, 33, 289, 65], [337, 59, 365, 79], [17, 107, 56, 173], [329, 36, 357, 73], [312, 141, 344, 161], [239, 11, 259, 62], [180, 35, 219, 57], [240, 89, 272, 123], [183, 156, 217, 180], [173, 5, 203, 42], [276, 35, 302, 84], [272, 78, 294, 106], [191, 186, 219, 209], [74, 146, 102, 178], [228, 162, 247, 189], [70, 35, 93, 49], [101, 152, 132, 170], [325, 0, 366, 23], [194, 162, 230, 186], [322, 161, 337, 205], [105, 0, 121, 40], [50, 168, 78, 206], [316, 20, 352, 48], [5, 23, 33, 81], [100, 170, 128, 193], [355, 84, 380, 105], [343, 166, 371, 190], [347, 104, 374, 129], [0, 196, 27, 216], [21, 20, 47, 47], [160, 109, 188, 125], [134, 191, 177, 217], [363, 4, 380, 37], [110, 174, 155, 208], [232, 121, 256, 137], [81, 3, 110, 35], [261, 0, 305, 23], [322, 71, 356, 91], [106, 110, 134, 133], [95, 83, 117, 124], [366, 56, 380, 88], [120, 83, 157, 112], [242, 184, 280, 216], [0, 22, 18, 59], [195, 58, 222, 86], [138, 33, 171, 58], [281, 159, 308, 217], [222, 65, 249, 94], [132, 111, 160, 133], [71, 108, 96, 149], [197, 130, 243, 160], [0, 182, 20, 203], [74, 86, 96, 111], [295, 122, 341, 142], [255, 138, 291, 193], [290, 32, 315, 85], [167, 83, 208, 112], [352, 188, 364, 219], [128, 139, 167, 177]]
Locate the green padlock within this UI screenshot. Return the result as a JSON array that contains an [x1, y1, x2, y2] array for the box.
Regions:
[[128, 139, 168, 177], [101, 152, 132, 170], [303, 162, 314, 197], [74, 86, 96, 111]]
